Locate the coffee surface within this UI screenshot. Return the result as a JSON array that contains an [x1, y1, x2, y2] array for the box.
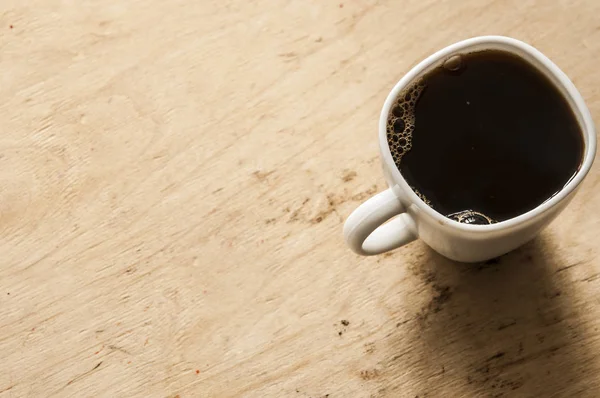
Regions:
[[387, 50, 584, 224]]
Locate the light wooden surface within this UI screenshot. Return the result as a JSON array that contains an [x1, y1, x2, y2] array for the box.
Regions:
[[2, 1, 600, 397]]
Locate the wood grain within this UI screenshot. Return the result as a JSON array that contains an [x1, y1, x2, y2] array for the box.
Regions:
[[1, 0, 600, 396]]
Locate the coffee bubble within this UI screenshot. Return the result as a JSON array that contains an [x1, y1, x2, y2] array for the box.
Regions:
[[447, 210, 496, 225], [392, 106, 404, 117], [393, 118, 405, 133], [443, 54, 463, 72]]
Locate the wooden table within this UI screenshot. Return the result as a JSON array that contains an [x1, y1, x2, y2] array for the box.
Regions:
[[2, 0, 600, 396]]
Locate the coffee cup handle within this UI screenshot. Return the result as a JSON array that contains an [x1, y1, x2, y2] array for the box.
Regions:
[[344, 188, 417, 255]]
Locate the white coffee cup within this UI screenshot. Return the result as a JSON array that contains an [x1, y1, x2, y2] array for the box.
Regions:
[[343, 36, 596, 262]]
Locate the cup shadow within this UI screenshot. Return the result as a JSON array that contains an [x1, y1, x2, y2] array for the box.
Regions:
[[383, 235, 595, 397]]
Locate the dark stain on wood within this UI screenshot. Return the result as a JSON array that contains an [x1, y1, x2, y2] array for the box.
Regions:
[[418, 283, 452, 322], [497, 320, 517, 331], [360, 369, 380, 380], [556, 261, 582, 273], [252, 170, 274, 182], [486, 352, 506, 361], [341, 169, 357, 182]]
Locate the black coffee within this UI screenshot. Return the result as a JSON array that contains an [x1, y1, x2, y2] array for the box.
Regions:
[[387, 49, 584, 224]]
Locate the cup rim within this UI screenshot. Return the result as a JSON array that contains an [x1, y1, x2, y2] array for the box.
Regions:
[[379, 35, 596, 232]]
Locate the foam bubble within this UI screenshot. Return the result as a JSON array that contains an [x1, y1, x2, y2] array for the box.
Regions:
[[412, 187, 431, 207], [447, 210, 496, 225], [386, 78, 425, 164], [392, 106, 404, 118]]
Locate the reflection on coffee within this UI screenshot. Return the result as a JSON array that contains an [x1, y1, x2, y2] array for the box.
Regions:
[[387, 49, 584, 224]]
